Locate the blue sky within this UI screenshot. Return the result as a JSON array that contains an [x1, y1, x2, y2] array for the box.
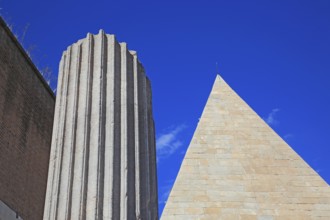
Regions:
[[1, 0, 329, 216]]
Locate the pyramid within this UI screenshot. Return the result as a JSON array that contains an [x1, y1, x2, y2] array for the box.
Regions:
[[162, 75, 330, 220]]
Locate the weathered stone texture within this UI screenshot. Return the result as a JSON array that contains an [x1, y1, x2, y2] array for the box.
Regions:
[[43, 30, 158, 220], [162, 75, 330, 220], [0, 17, 55, 220]]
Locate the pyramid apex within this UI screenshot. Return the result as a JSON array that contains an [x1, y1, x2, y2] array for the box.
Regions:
[[209, 73, 232, 96], [215, 73, 228, 83], [215, 74, 223, 83]]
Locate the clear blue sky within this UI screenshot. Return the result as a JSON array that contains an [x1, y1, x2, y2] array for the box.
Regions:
[[1, 0, 329, 216]]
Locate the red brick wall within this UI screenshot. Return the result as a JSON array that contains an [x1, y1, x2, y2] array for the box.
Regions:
[[0, 17, 55, 220]]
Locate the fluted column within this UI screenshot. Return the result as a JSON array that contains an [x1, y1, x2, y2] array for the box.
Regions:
[[43, 30, 158, 220]]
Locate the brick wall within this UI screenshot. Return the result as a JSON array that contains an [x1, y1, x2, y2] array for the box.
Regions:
[[0, 17, 55, 220]]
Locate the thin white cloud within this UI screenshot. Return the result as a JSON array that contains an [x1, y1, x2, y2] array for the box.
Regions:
[[283, 133, 293, 140], [159, 179, 175, 205], [264, 108, 280, 126], [159, 187, 171, 205], [156, 124, 186, 160]]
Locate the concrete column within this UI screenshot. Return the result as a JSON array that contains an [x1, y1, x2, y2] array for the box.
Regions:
[[43, 30, 158, 220]]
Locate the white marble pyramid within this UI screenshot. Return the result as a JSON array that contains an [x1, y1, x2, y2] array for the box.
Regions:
[[162, 75, 330, 220]]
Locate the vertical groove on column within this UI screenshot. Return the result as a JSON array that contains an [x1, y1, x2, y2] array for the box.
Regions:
[[96, 30, 107, 220], [112, 39, 121, 220], [143, 74, 151, 220], [127, 51, 136, 220], [55, 46, 72, 219], [81, 33, 94, 219], [87, 31, 102, 219], [70, 39, 89, 219], [44, 54, 66, 220], [132, 52, 141, 219], [58, 44, 79, 220], [120, 43, 128, 220], [103, 34, 114, 219], [147, 78, 158, 219], [137, 65, 147, 219], [67, 44, 82, 219]]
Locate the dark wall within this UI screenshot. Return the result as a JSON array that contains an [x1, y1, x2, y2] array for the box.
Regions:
[[0, 17, 55, 220]]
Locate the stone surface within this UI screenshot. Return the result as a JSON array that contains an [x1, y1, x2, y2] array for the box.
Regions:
[[0, 200, 23, 220], [0, 17, 55, 220], [162, 75, 330, 220], [43, 30, 158, 220]]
